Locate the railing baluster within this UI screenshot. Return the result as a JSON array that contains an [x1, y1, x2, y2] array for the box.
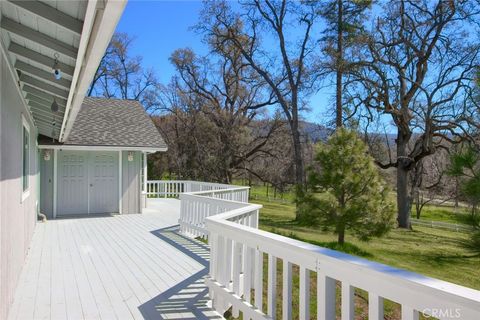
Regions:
[[300, 266, 310, 320], [243, 245, 252, 304], [208, 232, 218, 302], [217, 235, 226, 284], [368, 293, 384, 320], [283, 261, 292, 320], [267, 254, 277, 318], [232, 241, 242, 317], [192, 200, 197, 237], [401, 306, 419, 320], [190, 199, 195, 236], [225, 239, 233, 286], [341, 282, 354, 320], [254, 249, 263, 312], [209, 232, 218, 279], [317, 271, 336, 320]]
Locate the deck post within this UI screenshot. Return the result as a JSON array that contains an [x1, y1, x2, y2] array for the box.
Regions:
[[143, 152, 147, 192], [142, 151, 148, 209], [119, 150, 122, 214], [53, 149, 58, 218]]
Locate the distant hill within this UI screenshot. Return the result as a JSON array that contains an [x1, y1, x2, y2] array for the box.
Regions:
[[299, 121, 398, 145], [299, 121, 331, 142]]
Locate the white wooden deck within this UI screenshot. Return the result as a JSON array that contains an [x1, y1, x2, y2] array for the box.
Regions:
[[8, 199, 222, 320]]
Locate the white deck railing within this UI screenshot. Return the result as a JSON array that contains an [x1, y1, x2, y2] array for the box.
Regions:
[[146, 180, 243, 198], [150, 180, 480, 319]]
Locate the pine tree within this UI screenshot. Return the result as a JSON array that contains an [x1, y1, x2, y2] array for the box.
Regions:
[[321, 0, 371, 128], [299, 129, 395, 244]]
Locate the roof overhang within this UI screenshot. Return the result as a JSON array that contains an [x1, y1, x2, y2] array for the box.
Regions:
[[0, 0, 127, 140], [38, 144, 168, 153]]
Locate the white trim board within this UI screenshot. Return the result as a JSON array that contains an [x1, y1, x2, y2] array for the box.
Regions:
[[53, 149, 58, 218], [118, 150, 122, 214], [21, 114, 31, 203], [38, 144, 167, 152]]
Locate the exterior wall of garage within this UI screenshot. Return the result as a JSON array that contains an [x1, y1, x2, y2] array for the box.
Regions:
[[0, 45, 39, 320], [121, 151, 142, 214], [39, 149, 142, 216]]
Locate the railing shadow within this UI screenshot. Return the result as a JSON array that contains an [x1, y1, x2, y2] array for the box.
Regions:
[[138, 225, 223, 320]]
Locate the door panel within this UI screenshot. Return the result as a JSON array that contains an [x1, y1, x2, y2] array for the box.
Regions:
[[57, 151, 88, 215], [57, 151, 119, 215], [89, 152, 119, 214]]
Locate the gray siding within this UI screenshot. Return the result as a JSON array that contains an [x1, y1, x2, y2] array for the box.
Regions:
[[122, 151, 141, 214], [40, 149, 54, 219], [0, 47, 39, 319]]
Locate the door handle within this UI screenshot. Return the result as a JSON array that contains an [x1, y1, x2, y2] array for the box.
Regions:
[[90, 184, 93, 187]]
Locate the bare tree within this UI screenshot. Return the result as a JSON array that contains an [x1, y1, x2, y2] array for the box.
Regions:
[[197, 0, 322, 193], [153, 47, 284, 184], [348, 0, 480, 228], [88, 32, 159, 109]]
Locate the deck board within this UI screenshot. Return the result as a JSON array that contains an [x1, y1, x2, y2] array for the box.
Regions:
[[8, 199, 222, 320]]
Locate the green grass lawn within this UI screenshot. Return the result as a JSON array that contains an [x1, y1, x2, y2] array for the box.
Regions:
[[243, 183, 475, 227], [412, 204, 474, 225], [236, 181, 295, 202]]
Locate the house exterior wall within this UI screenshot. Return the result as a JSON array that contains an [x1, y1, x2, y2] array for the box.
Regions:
[[121, 151, 141, 214], [0, 48, 39, 319]]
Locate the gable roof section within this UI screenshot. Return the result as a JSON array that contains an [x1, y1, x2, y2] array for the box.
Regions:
[[62, 97, 167, 150]]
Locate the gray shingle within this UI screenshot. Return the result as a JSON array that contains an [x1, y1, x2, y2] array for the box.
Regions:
[[65, 97, 167, 149]]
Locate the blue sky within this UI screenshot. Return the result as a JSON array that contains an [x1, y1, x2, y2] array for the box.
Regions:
[[116, 1, 334, 124]]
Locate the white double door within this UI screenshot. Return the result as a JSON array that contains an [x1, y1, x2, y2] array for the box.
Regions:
[[57, 150, 119, 215]]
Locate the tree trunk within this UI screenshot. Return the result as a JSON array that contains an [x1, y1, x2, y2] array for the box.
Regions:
[[396, 134, 412, 229], [338, 228, 345, 245], [397, 166, 411, 228], [335, 0, 343, 129], [414, 189, 421, 219], [292, 125, 305, 188]]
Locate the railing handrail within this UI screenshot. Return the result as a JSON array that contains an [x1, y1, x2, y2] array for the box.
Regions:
[[186, 186, 250, 195], [206, 213, 480, 310], [147, 180, 240, 188]]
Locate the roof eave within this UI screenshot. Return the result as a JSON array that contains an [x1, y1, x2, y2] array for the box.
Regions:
[[38, 144, 168, 153], [59, 0, 127, 142]]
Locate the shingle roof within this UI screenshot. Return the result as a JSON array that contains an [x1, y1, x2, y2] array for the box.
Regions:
[[64, 97, 167, 149]]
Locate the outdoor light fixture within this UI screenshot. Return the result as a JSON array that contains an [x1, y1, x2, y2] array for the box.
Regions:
[[128, 151, 134, 162], [52, 53, 61, 80], [43, 150, 51, 161], [51, 98, 59, 113]]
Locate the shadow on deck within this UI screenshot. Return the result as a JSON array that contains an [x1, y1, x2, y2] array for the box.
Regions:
[[139, 226, 223, 320]]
